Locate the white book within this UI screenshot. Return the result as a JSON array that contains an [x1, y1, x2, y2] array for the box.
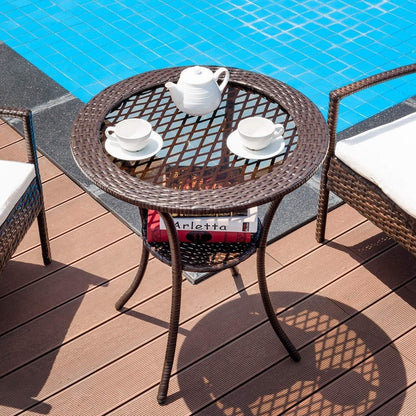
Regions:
[[159, 206, 258, 233]]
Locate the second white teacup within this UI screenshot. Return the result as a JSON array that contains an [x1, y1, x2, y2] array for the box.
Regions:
[[105, 118, 153, 152], [238, 117, 284, 150]]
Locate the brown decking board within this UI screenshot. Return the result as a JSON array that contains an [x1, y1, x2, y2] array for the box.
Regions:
[[371, 381, 416, 416], [0, 121, 21, 146], [14, 193, 108, 256], [1, 132, 415, 415], [106, 236, 416, 415]]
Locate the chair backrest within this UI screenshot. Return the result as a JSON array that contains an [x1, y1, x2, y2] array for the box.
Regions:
[[316, 63, 416, 248], [0, 107, 51, 273], [326, 63, 416, 157], [0, 107, 41, 178]]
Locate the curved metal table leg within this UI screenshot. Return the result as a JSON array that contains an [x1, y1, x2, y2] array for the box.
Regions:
[[115, 242, 150, 310], [257, 199, 301, 362], [230, 265, 239, 278], [157, 212, 183, 405]]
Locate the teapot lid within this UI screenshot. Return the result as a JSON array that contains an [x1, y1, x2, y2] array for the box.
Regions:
[[180, 66, 213, 85]]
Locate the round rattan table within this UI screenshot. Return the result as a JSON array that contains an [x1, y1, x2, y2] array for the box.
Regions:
[[70, 66, 328, 404]]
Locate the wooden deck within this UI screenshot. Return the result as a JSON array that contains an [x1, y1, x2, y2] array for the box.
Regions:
[[1, 121, 416, 415]]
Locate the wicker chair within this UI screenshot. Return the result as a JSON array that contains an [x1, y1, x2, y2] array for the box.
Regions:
[[0, 108, 51, 273], [316, 63, 416, 255]]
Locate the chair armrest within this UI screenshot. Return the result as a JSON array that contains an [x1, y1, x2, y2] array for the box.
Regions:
[[327, 63, 416, 154], [0, 107, 40, 175]]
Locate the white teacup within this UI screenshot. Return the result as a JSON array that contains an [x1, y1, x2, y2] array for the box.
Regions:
[[238, 117, 284, 150], [105, 118, 153, 152]]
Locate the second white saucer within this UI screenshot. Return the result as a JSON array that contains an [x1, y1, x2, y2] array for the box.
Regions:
[[226, 130, 285, 160], [105, 131, 163, 161]]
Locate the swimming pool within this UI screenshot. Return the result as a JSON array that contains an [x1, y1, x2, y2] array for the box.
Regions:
[[1, 0, 415, 130]]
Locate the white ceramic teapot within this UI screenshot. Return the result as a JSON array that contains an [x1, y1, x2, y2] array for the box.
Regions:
[[165, 66, 230, 116]]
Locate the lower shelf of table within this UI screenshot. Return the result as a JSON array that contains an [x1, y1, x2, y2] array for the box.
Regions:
[[144, 237, 258, 272], [140, 210, 262, 273]]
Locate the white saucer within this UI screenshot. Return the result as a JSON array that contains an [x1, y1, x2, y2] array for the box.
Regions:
[[105, 131, 163, 161], [226, 130, 285, 160]]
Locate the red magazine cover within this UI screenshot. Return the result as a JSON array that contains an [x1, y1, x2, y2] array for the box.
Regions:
[[147, 210, 252, 243]]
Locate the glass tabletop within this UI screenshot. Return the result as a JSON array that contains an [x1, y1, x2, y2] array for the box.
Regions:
[[101, 83, 298, 191], [71, 67, 328, 214]]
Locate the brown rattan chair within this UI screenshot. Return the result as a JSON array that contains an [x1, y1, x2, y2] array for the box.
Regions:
[[0, 107, 51, 273], [316, 63, 416, 255]]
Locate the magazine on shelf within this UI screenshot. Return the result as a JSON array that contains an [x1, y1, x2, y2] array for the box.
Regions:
[[159, 206, 258, 233], [147, 210, 252, 243]]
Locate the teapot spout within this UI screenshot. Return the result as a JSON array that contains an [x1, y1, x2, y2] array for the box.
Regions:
[[165, 81, 184, 110]]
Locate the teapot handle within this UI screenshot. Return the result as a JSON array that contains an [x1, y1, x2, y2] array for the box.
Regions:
[[214, 67, 230, 92]]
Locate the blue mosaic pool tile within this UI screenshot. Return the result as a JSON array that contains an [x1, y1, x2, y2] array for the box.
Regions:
[[1, 0, 416, 131]]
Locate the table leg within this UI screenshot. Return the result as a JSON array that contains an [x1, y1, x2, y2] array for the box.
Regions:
[[231, 265, 239, 278], [157, 212, 183, 405], [257, 199, 301, 362], [115, 242, 150, 310]]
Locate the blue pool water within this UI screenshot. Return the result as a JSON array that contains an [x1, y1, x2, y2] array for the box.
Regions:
[[1, 0, 416, 130]]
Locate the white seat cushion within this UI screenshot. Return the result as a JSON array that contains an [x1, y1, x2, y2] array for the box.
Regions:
[[0, 160, 36, 225], [335, 111, 416, 218]]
